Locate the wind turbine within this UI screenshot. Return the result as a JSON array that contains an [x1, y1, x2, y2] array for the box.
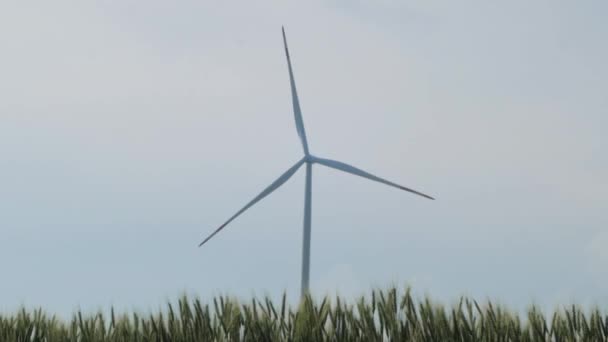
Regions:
[[199, 27, 434, 297]]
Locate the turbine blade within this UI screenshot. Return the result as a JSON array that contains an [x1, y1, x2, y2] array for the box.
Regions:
[[312, 156, 435, 200], [282, 26, 310, 155], [199, 158, 306, 247]]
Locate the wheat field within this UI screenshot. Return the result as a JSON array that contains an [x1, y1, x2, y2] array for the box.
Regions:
[[1, 287, 606, 341]]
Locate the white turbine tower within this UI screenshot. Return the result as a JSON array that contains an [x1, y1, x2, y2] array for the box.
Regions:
[[199, 27, 434, 297]]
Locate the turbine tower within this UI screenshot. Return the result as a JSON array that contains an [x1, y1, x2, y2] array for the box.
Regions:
[[199, 27, 434, 298]]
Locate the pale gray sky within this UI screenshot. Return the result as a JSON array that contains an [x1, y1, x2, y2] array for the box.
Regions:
[[1, 1, 607, 317]]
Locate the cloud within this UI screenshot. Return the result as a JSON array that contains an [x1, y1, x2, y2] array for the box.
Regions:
[[312, 263, 363, 299], [585, 230, 608, 283]]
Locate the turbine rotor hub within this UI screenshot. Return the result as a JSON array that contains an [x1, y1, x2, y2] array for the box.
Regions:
[[305, 155, 316, 164]]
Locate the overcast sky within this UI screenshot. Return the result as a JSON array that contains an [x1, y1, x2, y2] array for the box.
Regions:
[[1, 1, 607, 317]]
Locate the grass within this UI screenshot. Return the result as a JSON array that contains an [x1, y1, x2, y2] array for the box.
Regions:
[[1, 287, 606, 341]]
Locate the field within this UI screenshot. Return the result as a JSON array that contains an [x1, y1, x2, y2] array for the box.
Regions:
[[1, 287, 606, 341]]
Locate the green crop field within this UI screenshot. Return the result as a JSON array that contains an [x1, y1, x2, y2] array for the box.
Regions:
[[1, 287, 606, 341]]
